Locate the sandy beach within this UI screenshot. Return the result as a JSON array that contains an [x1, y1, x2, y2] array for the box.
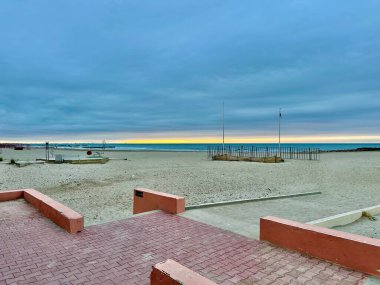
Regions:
[[0, 148, 379, 229]]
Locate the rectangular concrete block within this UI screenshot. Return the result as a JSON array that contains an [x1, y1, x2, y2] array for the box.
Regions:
[[133, 188, 185, 215], [23, 189, 84, 234], [0, 190, 24, 202], [260, 216, 380, 277], [151, 259, 218, 285]]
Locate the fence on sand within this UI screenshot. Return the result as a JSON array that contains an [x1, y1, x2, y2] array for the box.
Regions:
[[207, 145, 320, 161]]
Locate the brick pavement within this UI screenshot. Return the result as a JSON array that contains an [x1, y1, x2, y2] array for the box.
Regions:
[[0, 201, 368, 285]]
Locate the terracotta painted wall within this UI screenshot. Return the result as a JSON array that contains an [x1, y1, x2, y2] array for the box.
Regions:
[[0, 190, 24, 202], [151, 259, 218, 285], [133, 188, 185, 215], [24, 189, 84, 233], [0, 189, 83, 234], [260, 216, 380, 277]]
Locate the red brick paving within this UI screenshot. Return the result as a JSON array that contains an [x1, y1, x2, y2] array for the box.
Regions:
[[0, 201, 368, 285]]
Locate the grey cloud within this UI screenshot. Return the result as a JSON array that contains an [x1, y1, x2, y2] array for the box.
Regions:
[[0, 0, 380, 140]]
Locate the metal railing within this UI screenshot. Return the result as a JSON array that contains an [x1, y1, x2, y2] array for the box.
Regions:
[[208, 145, 320, 161]]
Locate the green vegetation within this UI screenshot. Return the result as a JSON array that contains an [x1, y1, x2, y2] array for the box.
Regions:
[[10, 158, 16, 164], [0, 157, 3, 161]]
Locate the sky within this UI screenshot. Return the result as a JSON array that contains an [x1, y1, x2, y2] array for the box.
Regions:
[[0, 0, 380, 143]]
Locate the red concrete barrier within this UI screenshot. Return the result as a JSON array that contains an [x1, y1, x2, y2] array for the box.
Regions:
[[0, 189, 83, 234], [23, 189, 83, 234], [133, 188, 185, 215], [260, 216, 380, 277], [0, 190, 24, 202], [151, 259, 218, 285]]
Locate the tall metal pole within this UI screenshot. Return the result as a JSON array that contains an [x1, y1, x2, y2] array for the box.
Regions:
[[45, 142, 49, 161], [222, 101, 225, 155], [278, 108, 281, 157]]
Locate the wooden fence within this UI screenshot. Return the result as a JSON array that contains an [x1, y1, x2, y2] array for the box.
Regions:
[[207, 145, 320, 161]]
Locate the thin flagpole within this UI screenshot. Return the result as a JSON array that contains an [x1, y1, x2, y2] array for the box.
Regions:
[[222, 101, 225, 155], [278, 108, 281, 157]]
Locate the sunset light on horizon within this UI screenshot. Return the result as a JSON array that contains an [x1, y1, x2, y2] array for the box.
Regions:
[[2, 134, 380, 144]]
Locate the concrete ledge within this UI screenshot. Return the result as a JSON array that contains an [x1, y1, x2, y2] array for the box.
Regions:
[[151, 259, 218, 285], [23, 189, 83, 233], [260, 216, 380, 277], [0, 190, 24, 202], [186, 191, 321, 210], [0, 189, 83, 234], [15, 161, 45, 167], [133, 188, 185, 215], [308, 205, 380, 228]]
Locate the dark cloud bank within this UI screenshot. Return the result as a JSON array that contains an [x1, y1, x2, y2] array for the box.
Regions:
[[0, 0, 379, 141]]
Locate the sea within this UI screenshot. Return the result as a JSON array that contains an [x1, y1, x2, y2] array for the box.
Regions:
[[30, 143, 380, 152]]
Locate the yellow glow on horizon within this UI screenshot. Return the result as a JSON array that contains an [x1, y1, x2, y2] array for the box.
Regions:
[[2, 135, 380, 144], [123, 135, 380, 144]]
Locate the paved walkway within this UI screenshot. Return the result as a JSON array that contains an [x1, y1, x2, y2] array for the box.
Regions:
[[0, 201, 368, 285], [181, 194, 352, 239]]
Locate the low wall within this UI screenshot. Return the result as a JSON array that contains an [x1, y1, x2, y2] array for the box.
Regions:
[[133, 188, 185, 215], [0, 189, 83, 234], [24, 189, 83, 233], [260, 216, 380, 277], [0, 190, 24, 202], [185, 191, 321, 210], [308, 205, 380, 228], [151, 259, 218, 285]]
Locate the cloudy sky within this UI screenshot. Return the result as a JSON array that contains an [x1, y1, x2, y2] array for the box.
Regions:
[[1, 0, 379, 143]]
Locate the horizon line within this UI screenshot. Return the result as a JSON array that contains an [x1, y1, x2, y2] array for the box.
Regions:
[[1, 135, 380, 144]]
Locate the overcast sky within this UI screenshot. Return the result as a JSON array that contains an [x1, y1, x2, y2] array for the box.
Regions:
[[0, 1, 379, 142]]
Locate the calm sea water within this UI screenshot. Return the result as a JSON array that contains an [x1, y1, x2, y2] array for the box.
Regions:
[[32, 143, 380, 152]]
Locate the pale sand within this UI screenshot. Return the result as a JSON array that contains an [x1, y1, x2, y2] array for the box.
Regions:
[[0, 148, 379, 230]]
